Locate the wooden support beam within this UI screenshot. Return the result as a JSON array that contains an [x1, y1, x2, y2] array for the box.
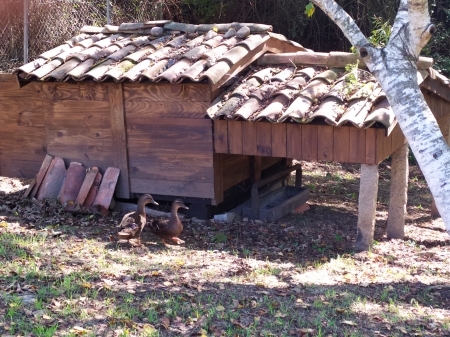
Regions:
[[108, 83, 130, 199], [387, 143, 409, 239], [355, 164, 379, 252]]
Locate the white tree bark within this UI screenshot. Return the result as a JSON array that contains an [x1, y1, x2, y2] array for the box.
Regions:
[[311, 0, 450, 233]]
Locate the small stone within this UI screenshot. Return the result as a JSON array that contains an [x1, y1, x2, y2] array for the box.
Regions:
[[205, 30, 218, 40], [224, 28, 236, 38], [151, 27, 164, 36], [236, 26, 250, 38]]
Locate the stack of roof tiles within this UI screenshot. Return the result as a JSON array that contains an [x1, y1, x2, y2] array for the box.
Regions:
[[15, 21, 304, 84]]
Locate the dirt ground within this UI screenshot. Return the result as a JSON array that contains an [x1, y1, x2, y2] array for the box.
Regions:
[[0, 160, 449, 337]]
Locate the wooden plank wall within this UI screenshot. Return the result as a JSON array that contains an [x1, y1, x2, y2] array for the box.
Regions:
[[423, 90, 450, 141], [123, 83, 216, 201], [0, 75, 47, 177], [215, 120, 407, 165], [42, 82, 116, 172]]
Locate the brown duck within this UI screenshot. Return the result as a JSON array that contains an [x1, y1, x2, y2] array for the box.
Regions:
[[117, 194, 159, 246], [149, 199, 188, 246]]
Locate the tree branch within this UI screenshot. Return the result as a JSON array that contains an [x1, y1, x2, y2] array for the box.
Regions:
[[310, 0, 368, 49], [389, 0, 408, 43], [408, 0, 434, 54]]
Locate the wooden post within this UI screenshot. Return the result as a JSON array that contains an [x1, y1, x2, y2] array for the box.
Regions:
[[355, 164, 379, 252], [387, 143, 409, 239]]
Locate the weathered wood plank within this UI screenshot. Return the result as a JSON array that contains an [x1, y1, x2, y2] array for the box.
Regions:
[[93, 167, 120, 215], [301, 124, 318, 161], [73, 167, 99, 207], [227, 121, 243, 154], [29, 154, 53, 198], [45, 144, 114, 165], [83, 169, 102, 208], [125, 101, 210, 119], [257, 122, 272, 157], [128, 148, 213, 167], [286, 124, 302, 159], [333, 126, 350, 162], [349, 127, 366, 163], [376, 128, 391, 163], [214, 120, 228, 153], [49, 101, 110, 129], [390, 124, 407, 156], [213, 153, 224, 205], [271, 123, 287, 158], [46, 128, 112, 146], [242, 122, 258, 156], [317, 125, 334, 161], [365, 128, 377, 165], [130, 178, 215, 199], [42, 82, 109, 101], [0, 159, 43, 178], [57, 162, 86, 205], [123, 83, 211, 102], [108, 83, 130, 199], [36, 157, 66, 200], [0, 100, 48, 127]]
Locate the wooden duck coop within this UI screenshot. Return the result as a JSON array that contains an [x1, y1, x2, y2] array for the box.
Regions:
[[1, 21, 450, 224]]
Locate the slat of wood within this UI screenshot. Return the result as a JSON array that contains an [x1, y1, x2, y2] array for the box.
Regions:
[[390, 124, 407, 155], [365, 128, 377, 164], [221, 154, 250, 190], [93, 167, 120, 215], [29, 154, 53, 198], [349, 128, 366, 163], [123, 83, 211, 102], [128, 136, 213, 152], [23, 177, 37, 198], [57, 162, 86, 205], [46, 144, 114, 165], [227, 121, 243, 154], [0, 82, 42, 98], [271, 123, 287, 158], [128, 117, 212, 128], [83, 169, 102, 208], [286, 124, 302, 159], [74, 167, 99, 206], [36, 157, 66, 200], [0, 74, 19, 83], [128, 160, 214, 182], [375, 128, 391, 163], [257, 122, 272, 157], [301, 124, 318, 161], [242, 122, 258, 156], [128, 148, 213, 168], [42, 82, 109, 101], [49, 101, 110, 129], [125, 101, 210, 119], [0, 159, 43, 179], [333, 126, 350, 162], [46, 128, 112, 146], [317, 125, 334, 161], [108, 83, 130, 199], [130, 178, 215, 199], [213, 153, 224, 205], [214, 120, 228, 153], [0, 100, 48, 128]]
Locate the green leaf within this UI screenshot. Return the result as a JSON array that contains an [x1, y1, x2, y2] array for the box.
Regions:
[[305, 2, 315, 17], [211, 232, 228, 243]]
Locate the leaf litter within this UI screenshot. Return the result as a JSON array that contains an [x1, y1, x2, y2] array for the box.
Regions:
[[0, 161, 449, 336]]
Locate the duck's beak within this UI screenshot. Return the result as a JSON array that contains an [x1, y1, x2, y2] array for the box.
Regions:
[[152, 200, 159, 206], [182, 205, 189, 209]]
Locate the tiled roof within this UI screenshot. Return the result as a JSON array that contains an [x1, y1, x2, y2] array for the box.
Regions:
[[15, 21, 306, 84], [207, 61, 431, 132]]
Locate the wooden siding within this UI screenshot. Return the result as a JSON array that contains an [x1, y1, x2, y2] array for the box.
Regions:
[[0, 76, 47, 177], [124, 83, 217, 201], [423, 89, 450, 141], [214, 120, 407, 164]]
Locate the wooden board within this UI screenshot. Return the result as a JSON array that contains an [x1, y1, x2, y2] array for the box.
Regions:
[[214, 120, 228, 153], [45, 128, 112, 147], [228, 121, 243, 154], [349, 127, 366, 163], [42, 82, 109, 101], [108, 83, 130, 199], [125, 101, 210, 119], [83, 169, 102, 208], [257, 122, 272, 157], [57, 162, 86, 205], [93, 167, 120, 215], [213, 153, 224, 205], [130, 178, 215, 199], [73, 167, 99, 207], [48, 101, 110, 129], [365, 128, 377, 165], [271, 123, 287, 158], [242, 122, 258, 156], [123, 83, 211, 102], [286, 124, 302, 158], [36, 157, 66, 200], [301, 124, 318, 161], [333, 126, 350, 162], [128, 148, 213, 168], [317, 125, 334, 161]]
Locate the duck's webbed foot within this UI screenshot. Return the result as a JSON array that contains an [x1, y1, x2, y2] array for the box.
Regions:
[[171, 237, 185, 244]]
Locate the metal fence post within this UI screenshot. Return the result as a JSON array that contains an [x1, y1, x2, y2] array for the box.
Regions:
[[23, 0, 29, 63], [107, 0, 111, 24]]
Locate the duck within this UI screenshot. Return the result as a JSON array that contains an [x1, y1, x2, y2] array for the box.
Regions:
[[148, 199, 189, 246], [117, 194, 159, 246]]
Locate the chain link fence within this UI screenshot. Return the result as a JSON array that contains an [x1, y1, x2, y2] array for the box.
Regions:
[[0, 0, 164, 73]]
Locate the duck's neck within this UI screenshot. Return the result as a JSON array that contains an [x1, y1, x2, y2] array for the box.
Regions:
[[171, 206, 179, 218], [137, 201, 148, 216]]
